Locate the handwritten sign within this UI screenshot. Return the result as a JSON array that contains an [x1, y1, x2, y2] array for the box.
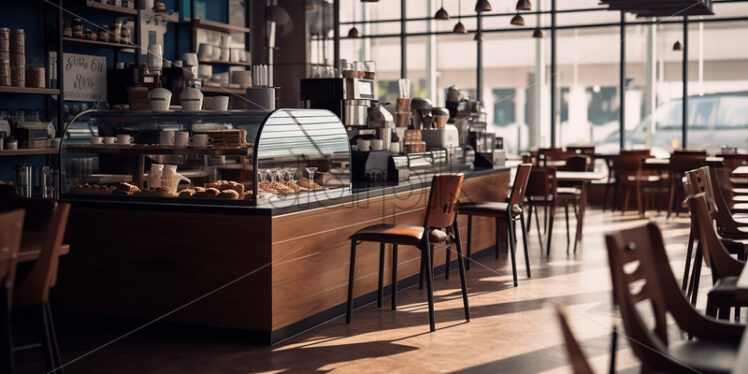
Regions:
[[62, 53, 107, 102]]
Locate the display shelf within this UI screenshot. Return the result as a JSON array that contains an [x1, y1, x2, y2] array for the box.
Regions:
[[0, 86, 60, 95], [192, 19, 250, 33], [85, 0, 138, 15], [66, 144, 253, 156], [198, 58, 251, 67], [0, 148, 58, 157], [200, 86, 246, 95], [63, 37, 136, 51]]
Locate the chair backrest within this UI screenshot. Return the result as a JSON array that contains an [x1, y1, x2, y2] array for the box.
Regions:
[[560, 156, 588, 172], [708, 167, 744, 233], [555, 306, 595, 374], [687, 193, 744, 280], [611, 154, 645, 175], [621, 149, 651, 156], [14, 202, 71, 305], [670, 153, 707, 174], [716, 154, 748, 171], [0, 209, 25, 309], [508, 163, 532, 206], [673, 148, 707, 155], [685, 167, 717, 217], [424, 174, 464, 229], [605, 222, 721, 372], [525, 168, 557, 199]]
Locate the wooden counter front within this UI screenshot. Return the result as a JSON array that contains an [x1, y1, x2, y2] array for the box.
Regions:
[[55, 169, 510, 344]]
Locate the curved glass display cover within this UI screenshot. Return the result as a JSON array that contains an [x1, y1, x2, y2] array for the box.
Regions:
[[59, 109, 350, 208]]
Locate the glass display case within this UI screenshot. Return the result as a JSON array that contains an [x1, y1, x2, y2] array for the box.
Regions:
[[60, 109, 351, 208]]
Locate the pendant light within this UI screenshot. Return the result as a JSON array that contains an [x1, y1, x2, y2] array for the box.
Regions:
[[516, 0, 531, 11], [532, 28, 543, 38], [474, 31, 484, 41], [475, 0, 492, 12], [673, 41, 682, 51], [510, 13, 524, 26], [348, 3, 361, 38], [454, 0, 467, 33], [435, 0, 450, 20]]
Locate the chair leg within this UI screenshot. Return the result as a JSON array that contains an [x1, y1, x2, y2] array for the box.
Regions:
[[682, 227, 695, 291], [564, 204, 570, 254], [38, 304, 56, 374], [546, 205, 556, 257], [391, 244, 399, 311], [603, 176, 612, 212], [507, 215, 518, 287], [419, 248, 425, 290], [494, 218, 500, 259], [706, 294, 719, 318], [378, 243, 385, 308], [452, 220, 470, 322], [533, 205, 544, 254], [688, 244, 703, 306], [667, 181, 675, 219], [444, 244, 451, 280], [735, 307, 741, 322], [636, 185, 644, 217], [43, 303, 62, 374], [718, 305, 731, 321], [520, 212, 531, 278], [526, 204, 533, 235], [0, 280, 14, 374], [346, 240, 357, 323], [430, 245, 435, 285], [466, 215, 472, 271], [422, 234, 436, 332], [622, 186, 631, 215], [612, 180, 620, 212]]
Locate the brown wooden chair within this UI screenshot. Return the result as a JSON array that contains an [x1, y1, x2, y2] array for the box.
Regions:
[[12, 202, 70, 374], [457, 164, 532, 287], [0, 209, 24, 374], [555, 306, 595, 374], [558, 156, 587, 254], [687, 193, 748, 321], [667, 153, 707, 218], [610, 154, 665, 217], [711, 167, 748, 214], [605, 222, 744, 374], [524, 168, 557, 256], [347, 175, 468, 332]]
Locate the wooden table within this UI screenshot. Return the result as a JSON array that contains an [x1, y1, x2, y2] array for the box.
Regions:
[[733, 265, 748, 372], [556, 171, 606, 241], [733, 166, 748, 178], [19, 232, 70, 263], [644, 156, 724, 169]]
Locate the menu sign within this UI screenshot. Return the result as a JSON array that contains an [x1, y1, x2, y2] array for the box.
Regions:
[[62, 53, 107, 102]]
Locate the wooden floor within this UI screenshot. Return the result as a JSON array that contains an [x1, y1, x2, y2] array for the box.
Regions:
[[16, 209, 707, 373]]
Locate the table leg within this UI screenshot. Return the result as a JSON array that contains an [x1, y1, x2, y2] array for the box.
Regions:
[[575, 182, 588, 241]]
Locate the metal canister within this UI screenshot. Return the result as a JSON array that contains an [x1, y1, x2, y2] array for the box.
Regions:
[[0, 59, 10, 86], [15, 164, 32, 197], [10, 29, 24, 55], [0, 28, 9, 53]]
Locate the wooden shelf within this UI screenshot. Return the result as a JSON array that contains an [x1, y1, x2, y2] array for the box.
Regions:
[[198, 58, 251, 67], [192, 19, 250, 34], [85, 0, 138, 15], [0, 148, 58, 157], [66, 144, 252, 156], [200, 86, 246, 95], [0, 86, 60, 95], [63, 37, 136, 51]]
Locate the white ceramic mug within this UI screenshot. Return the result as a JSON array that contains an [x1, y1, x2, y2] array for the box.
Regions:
[[181, 87, 203, 112], [213, 96, 229, 111], [91, 136, 103, 144], [357, 139, 370, 152], [190, 134, 213, 147], [6, 140, 17, 150], [103, 136, 117, 145], [159, 130, 175, 146], [117, 134, 134, 145], [198, 43, 214, 59], [371, 139, 384, 151], [175, 131, 190, 148]]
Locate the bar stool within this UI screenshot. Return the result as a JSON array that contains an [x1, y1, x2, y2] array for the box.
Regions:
[[1, 209, 24, 374], [457, 163, 532, 286], [346, 174, 468, 332]]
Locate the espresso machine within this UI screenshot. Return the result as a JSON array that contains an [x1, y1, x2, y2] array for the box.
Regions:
[[300, 78, 377, 137]]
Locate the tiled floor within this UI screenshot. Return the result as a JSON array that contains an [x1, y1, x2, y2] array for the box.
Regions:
[[16, 209, 706, 373]]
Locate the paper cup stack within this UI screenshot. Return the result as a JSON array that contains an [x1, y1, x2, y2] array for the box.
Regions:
[[0, 28, 9, 86], [9, 29, 24, 87]]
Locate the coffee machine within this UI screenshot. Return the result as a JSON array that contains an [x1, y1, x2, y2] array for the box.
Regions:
[[300, 78, 377, 131]]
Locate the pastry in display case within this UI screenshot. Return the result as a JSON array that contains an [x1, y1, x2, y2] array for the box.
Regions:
[[59, 109, 351, 208]]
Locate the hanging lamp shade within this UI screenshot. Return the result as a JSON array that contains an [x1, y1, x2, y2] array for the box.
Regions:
[[673, 41, 682, 51], [348, 26, 361, 38], [435, 7, 450, 20], [510, 13, 524, 26], [475, 0, 492, 12], [454, 21, 467, 34], [532, 28, 543, 38], [516, 0, 531, 11], [474, 31, 484, 41]]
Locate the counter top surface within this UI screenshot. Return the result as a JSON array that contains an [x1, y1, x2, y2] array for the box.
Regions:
[[63, 166, 513, 216]]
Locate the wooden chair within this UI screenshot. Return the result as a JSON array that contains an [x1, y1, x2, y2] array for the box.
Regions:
[[667, 153, 707, 218], [555, 306, 595, 374], [610, 154, 664, 217], [347, 175, 468, 332], [687, 193, 748, 321], [605, 222, 744, 374], [524, 168, 557, 256], [12, 202, 70, 374], [0, 209, 24, 374], [558, 156, 587, 254], [457, 164, 532, 287], [711, 167, 748, 213]]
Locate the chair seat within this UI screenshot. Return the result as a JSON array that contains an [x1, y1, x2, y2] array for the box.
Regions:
[[350, 224, 447, 247], [458, 201, 521, 217], [668, 339, 737, 374]]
